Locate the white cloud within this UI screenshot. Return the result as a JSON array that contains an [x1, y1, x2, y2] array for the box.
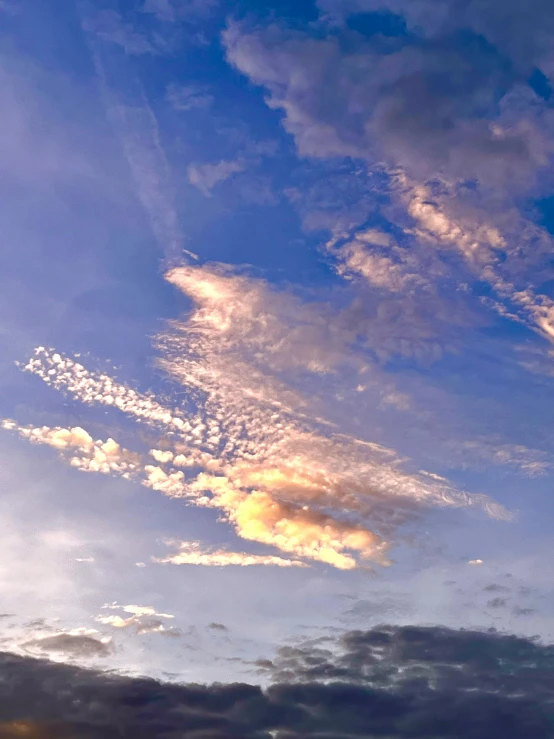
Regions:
[[96, 603, 176, 636], [1, 419, 140, 478]]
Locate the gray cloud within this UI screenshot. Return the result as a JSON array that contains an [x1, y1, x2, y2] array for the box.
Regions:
[[22, 634, 112, 659], [223, 18, 551, 188], [318, 0, 554, 73], [1, 624, 554, 737]]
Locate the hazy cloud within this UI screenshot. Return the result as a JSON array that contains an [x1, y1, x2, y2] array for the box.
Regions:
[[83, 10, 160, 56], [188, 159, 246, 196], [166, 82, 213, 110]]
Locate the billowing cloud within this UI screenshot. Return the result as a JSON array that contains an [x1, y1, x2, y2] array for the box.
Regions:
[[0, 419, 140, 478], [1, 624, 554, 737], [223, 18, 551, 187], [317, 0, 554, 74]]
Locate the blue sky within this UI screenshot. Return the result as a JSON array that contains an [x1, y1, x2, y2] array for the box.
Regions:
[[2, 0, 554, 691]]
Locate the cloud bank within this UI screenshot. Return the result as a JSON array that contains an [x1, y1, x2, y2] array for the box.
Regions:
[[0, 624, 554, 737]]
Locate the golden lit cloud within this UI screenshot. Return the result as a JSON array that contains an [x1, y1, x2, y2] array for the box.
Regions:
[[1, 263, 513, 569], [1, 419, 140, 477], [154, 540, 308, 567]]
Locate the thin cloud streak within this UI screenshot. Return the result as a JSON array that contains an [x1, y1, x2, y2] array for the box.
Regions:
[[154, 540, 308, 567], [82, 13, 196, 262]]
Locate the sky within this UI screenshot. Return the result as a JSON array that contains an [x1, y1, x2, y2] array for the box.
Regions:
[[2, 0, 554, 734]]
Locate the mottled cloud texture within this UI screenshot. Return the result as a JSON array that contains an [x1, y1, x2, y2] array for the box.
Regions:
[[4, 0, 553, 580], [0, 624, 554, 737], [1, 260, 511, 571]]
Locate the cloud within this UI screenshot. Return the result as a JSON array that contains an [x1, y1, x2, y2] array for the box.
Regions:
[[154, 540, 308, 567], [21, 634, 112, 659], [143, 0, 218, 23], [23, 348, 197, 433], [317, 0, 554, 74], [222, 12, 554, 357], [82, 21, 197, 262], [95, 604, 177, 636], [82, 10, 160, 56], [2, 624, 554, 737], [188, 159, 246, 196], [3, 262, 513, 570], [223, 19, 551, 187], [188, 475, 391, 569], [100, 603, 174, 618], [166, 82, 213, 110], [0, 419, 140, 478]]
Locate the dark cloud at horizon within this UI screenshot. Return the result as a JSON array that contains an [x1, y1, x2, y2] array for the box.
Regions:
[[1, 624, 554, 737]]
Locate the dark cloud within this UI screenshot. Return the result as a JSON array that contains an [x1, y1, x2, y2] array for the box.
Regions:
[[318, 0, 554, 72], [513, 606, 536, 617], [2, 624, 554, 737], [22, 634, 112, 659], [483, 583, 510, 593], [208, 622, 228, 631], [223, 13, 551, 188], [486, 597, 508, 609]]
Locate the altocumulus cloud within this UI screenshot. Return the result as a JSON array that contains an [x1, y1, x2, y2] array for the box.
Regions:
[[0, 624, 553, 737], [1, 267, 511, 572]]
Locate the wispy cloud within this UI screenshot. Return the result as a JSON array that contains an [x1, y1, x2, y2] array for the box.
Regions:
[[82, 10, 161, 56], [154, 540, 308, 567], [143, 0, 218, 23], [82, 16, 196, 262], [166, 82, 213, 111], [188, 159, 246, 196]]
